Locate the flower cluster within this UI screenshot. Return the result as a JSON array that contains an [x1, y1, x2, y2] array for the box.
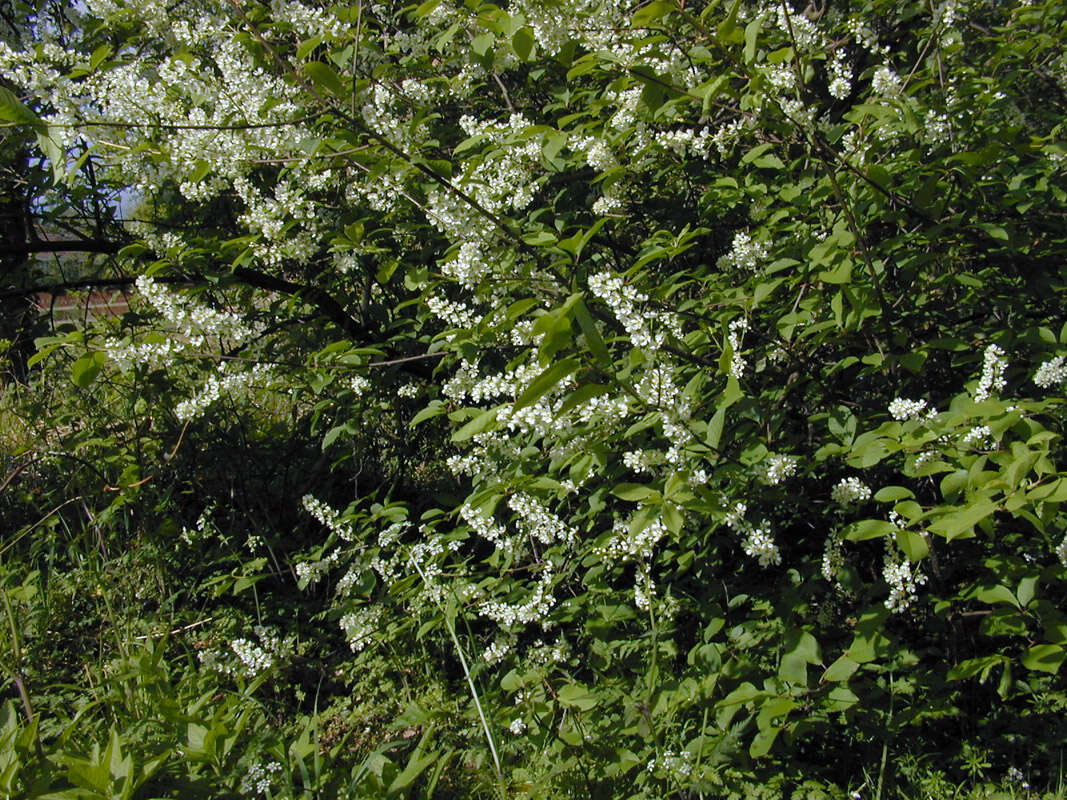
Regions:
[[302, 495, 356, 541], [1034, 355, 1067, 389], [883, 542, 928, 613], [647, 749, 694, 779], [717, 231, 768, 272], [589, 271, 682, 353], [727, 318, 748, 380], [827, 55, 852, 99], [975, 343, 1008, 400], [231, 637, 275, 675], [340, 605, 384, 653], [175, 363, 272, 422], [239, 761, 281, 796], [724, 502, 781, 567], [754, 453, 799, 485], [200, 625, 292, 679], [831, 477, 872, 506], [888, 397, 928, 421], [623, 449, 659, 474], [822, 534, 845, 586], [508, 718, 527, 735], [872, 65, 903, 97]]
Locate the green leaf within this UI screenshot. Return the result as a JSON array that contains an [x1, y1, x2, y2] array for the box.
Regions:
[[976, 222, 1010, 241], [451, 407, 498, 443], [90, 44, 113, 71], [71, 352, 104, 388], [471, 32, 494, 56], [895, 529, 929, 562], [557, 683, 597, 710], [571, 298, 610, 365], [717, 0, 744, 43], [36, 127, 66, 183], [716, 682, 762, 708], [1016, 575, 1037, 609], [512, 28, 534, 61], [743, 16, 761, 64], [948, 654, 1009, 681], [0, 87, 43, 128], [821, 655, 860, 683], [875, 486, 915, 502], [825, 686, 859, 711], [842, 519, 895, 542], [928, 499, 997, 540], [1021, 644, 1065, 674], [749, 725, 779, 758], [523, 231, 558, 246], [304, 61, 346, 97], [513, 357, 580, 411], [633, 0, 675, 26], [410, 400, 446, 426], [976, 584, 1020, 609], [611, 483, 660, 503], [779, 630, 821, 685]]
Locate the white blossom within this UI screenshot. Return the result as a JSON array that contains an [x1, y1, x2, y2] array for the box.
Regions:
[[888, 397, 928, 421], [831, 477, 871, 505], [975, 343, 1008, 400], [1034, 355, 1067, 389]]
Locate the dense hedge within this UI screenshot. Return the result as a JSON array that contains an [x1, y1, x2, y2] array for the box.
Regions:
[[2, 0, 1067, 796]]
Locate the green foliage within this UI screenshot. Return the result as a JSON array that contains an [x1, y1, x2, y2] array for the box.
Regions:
[[2, 0, 1067, 796]]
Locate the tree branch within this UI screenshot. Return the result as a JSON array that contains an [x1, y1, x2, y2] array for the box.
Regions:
[[1, 239, 120, 256]]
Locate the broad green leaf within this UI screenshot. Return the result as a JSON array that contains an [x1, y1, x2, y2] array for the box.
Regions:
[[71, 352, 104, 388], [0, 86, 43, 127], [948, 654, 1009, 681], [36, 127, 66, 182], [1021, 644, 1065, 674], [633, 0, 675, 26], [410, 400, 446, 426], [842, 519, 895, 542], [513, 357, 580, 411], [825, 686, 859, 711], [875, 486, 915, 502], [976, 584, 1020, 608], [749, 726, 779, 758], [716, 682, 762, 708], [928, 499, 997, 540], [895, 529, 929, 562], [611, 483, 660, 502], [304, 61, 346, 96], [557, 683, 597, 710], [451, 407, 499, 443], [743, 16, 761, 64], [512, 28, 534, 60], [821, 655, 860, 683]]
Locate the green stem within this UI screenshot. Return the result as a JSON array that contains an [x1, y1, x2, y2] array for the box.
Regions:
[[409, 555, 504, 792]]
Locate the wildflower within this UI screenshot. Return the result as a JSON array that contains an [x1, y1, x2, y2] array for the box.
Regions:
[[822, 534, 845, 585], [872, 65, 902, 96], [831, 477, 871, 505], [889, 397, 927, 421], [717, 231, 768, 272], [1034, 355, 1067, 388], [975, 343, 1007, 400], [754, 453, 799, 485], [240, 761, 281, 796], [728, 318, 748, 379], [883, 541, 927, 613]]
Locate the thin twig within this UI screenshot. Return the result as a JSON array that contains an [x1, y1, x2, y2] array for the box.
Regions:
[[133, 617, 214, 640]]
